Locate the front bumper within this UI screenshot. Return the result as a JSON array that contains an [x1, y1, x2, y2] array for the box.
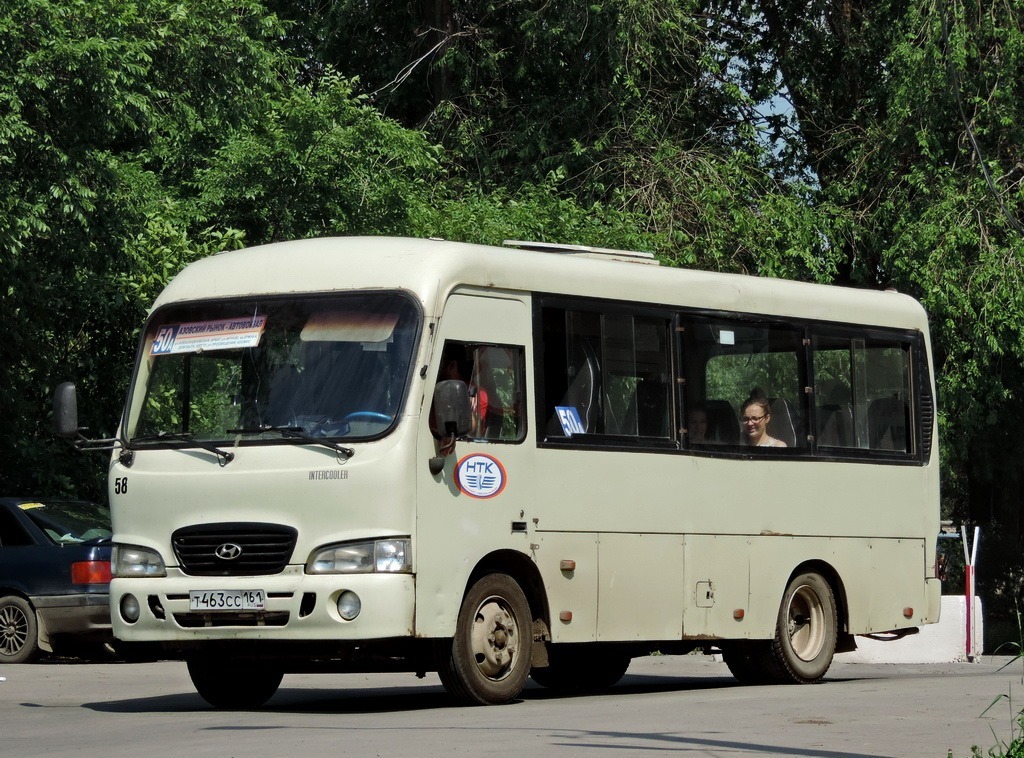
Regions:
[[111, 567, 416, 643]]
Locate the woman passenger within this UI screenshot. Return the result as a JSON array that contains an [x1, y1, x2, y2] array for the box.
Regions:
[[740, 389, 787, 448]]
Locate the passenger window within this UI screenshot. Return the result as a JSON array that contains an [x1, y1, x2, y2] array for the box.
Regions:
[[540, 305, 672, 441], [812, 334, 913, 453], [682, 317, 805, 449]]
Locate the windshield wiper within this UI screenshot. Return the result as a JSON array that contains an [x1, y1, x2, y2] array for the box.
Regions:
[[130, 431, 234, 465], [227, 425, 354, 459]]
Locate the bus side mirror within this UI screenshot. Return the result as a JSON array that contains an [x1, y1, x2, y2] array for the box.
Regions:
[[433, 380, 473, 439], [53, 382, 81, 439], [429, 380, 473, 476]]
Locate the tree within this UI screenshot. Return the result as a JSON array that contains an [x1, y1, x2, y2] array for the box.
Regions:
[[1, 0, 288, 494], [267, 0, 838, 278], [716, 0, 1024, 619], [0, 0, 440, 497]]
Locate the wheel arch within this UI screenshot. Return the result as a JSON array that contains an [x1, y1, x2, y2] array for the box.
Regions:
[[0, 585, 32, 602], [787, 560, 848, 635], [465, 549, 551, 634], [0, 588, 40, 623]]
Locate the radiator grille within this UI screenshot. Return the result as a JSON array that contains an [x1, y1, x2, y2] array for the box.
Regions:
[[172, 523, 298, 576]]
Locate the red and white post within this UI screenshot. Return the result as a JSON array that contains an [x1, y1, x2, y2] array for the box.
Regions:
[[961, 525, 980, 661]]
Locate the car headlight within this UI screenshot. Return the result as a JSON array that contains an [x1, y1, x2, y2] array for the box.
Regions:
[[306, 538, 412, 574], [112, 544, 167, 578]]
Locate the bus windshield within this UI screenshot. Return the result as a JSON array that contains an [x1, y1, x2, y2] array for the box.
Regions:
[[127, 292, 420, 445]]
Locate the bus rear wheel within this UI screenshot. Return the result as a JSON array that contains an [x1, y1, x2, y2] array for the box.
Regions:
[[438, 573, 532, 705], [770, 572, 837, 683], [186, 655, 283, 709]]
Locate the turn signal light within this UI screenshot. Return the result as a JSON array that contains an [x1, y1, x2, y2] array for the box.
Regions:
[[71, 560, 112, 585]]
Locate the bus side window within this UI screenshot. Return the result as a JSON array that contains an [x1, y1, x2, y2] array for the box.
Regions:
[[701, 399, 740, 444], [549, 337, 602, 436], [811, 334, 913, 454], [474, 344, 526, 442], [683, 316, 805, 449], [432, 341, 526, 443], [540, 305, 673, 442]]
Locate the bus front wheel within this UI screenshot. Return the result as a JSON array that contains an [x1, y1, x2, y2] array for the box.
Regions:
[[770, 571, 837, 683], [438, 573, 532, 705], [186, 655, 283, 709], [530, 644, 631, 691]]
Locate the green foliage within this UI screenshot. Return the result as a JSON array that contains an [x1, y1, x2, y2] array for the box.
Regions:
[[269, 0, 832, 280], [196, 74, 442, 242], [722, 0, 1024, 623], [412, 173, 659, 253], [269, 1, 718, 184], [0, 0, 295, 497], [0, 0, 438, 498], [835, 2, 1024, 556]]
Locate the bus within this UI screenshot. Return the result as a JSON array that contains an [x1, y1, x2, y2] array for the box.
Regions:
[[54, 236, 940, 706]]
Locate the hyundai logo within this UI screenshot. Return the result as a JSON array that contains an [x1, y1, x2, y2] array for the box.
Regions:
[[214, 543, 243, 561]]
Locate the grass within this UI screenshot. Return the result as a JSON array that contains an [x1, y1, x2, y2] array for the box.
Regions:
[[966, 607, 1024, 757]]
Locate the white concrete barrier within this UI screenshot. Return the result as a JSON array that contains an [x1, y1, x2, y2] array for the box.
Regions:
[[838, 595, 982, 664]]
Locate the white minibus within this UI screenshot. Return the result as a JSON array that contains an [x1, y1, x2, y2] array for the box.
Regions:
[[55, 236, 941, 706]]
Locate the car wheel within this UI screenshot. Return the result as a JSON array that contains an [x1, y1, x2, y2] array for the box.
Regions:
[[0, 595, 40, 664]]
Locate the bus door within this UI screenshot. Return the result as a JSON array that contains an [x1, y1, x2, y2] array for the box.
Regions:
[[414, 293, 535, 637]]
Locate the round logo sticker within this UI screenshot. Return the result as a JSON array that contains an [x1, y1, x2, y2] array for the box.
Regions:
[[455, 453, 507, 499]]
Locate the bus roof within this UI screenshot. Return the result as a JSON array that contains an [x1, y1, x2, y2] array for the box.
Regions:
[[153, 236, 928, 331]]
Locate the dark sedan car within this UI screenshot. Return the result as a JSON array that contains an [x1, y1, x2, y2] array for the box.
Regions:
[[0, 497, 112, 663]]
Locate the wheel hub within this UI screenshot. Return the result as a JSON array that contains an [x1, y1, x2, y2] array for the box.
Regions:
[[787, 585, 825, 661], [471, 600, 519, 680]]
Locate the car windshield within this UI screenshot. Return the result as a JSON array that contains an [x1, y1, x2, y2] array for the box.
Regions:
[[126, 292, 420, 444], [20, 500, 112, 545]]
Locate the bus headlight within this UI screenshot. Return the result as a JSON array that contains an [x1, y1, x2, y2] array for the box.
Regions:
[[112, 544, 167, 578], [306, 538, 412, 574]]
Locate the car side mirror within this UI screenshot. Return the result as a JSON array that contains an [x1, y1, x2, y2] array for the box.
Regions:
[[53, 382, 80, 439]]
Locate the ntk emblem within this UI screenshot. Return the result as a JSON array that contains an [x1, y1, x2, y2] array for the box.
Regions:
[[455, 453, 507, 499]]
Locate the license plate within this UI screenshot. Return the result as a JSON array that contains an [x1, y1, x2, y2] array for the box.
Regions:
[[189, 589, 266, 611]]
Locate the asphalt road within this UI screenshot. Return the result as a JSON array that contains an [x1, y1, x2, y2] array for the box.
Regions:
[[1, 654, 1020, 757]]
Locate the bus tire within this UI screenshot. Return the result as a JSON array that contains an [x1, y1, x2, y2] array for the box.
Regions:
[[186, 655, 283, 709], [0, 595, 39, 664], [530, 644, 631, 691], [770, 572, 837, 683], [438, 573, 532, 705]]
